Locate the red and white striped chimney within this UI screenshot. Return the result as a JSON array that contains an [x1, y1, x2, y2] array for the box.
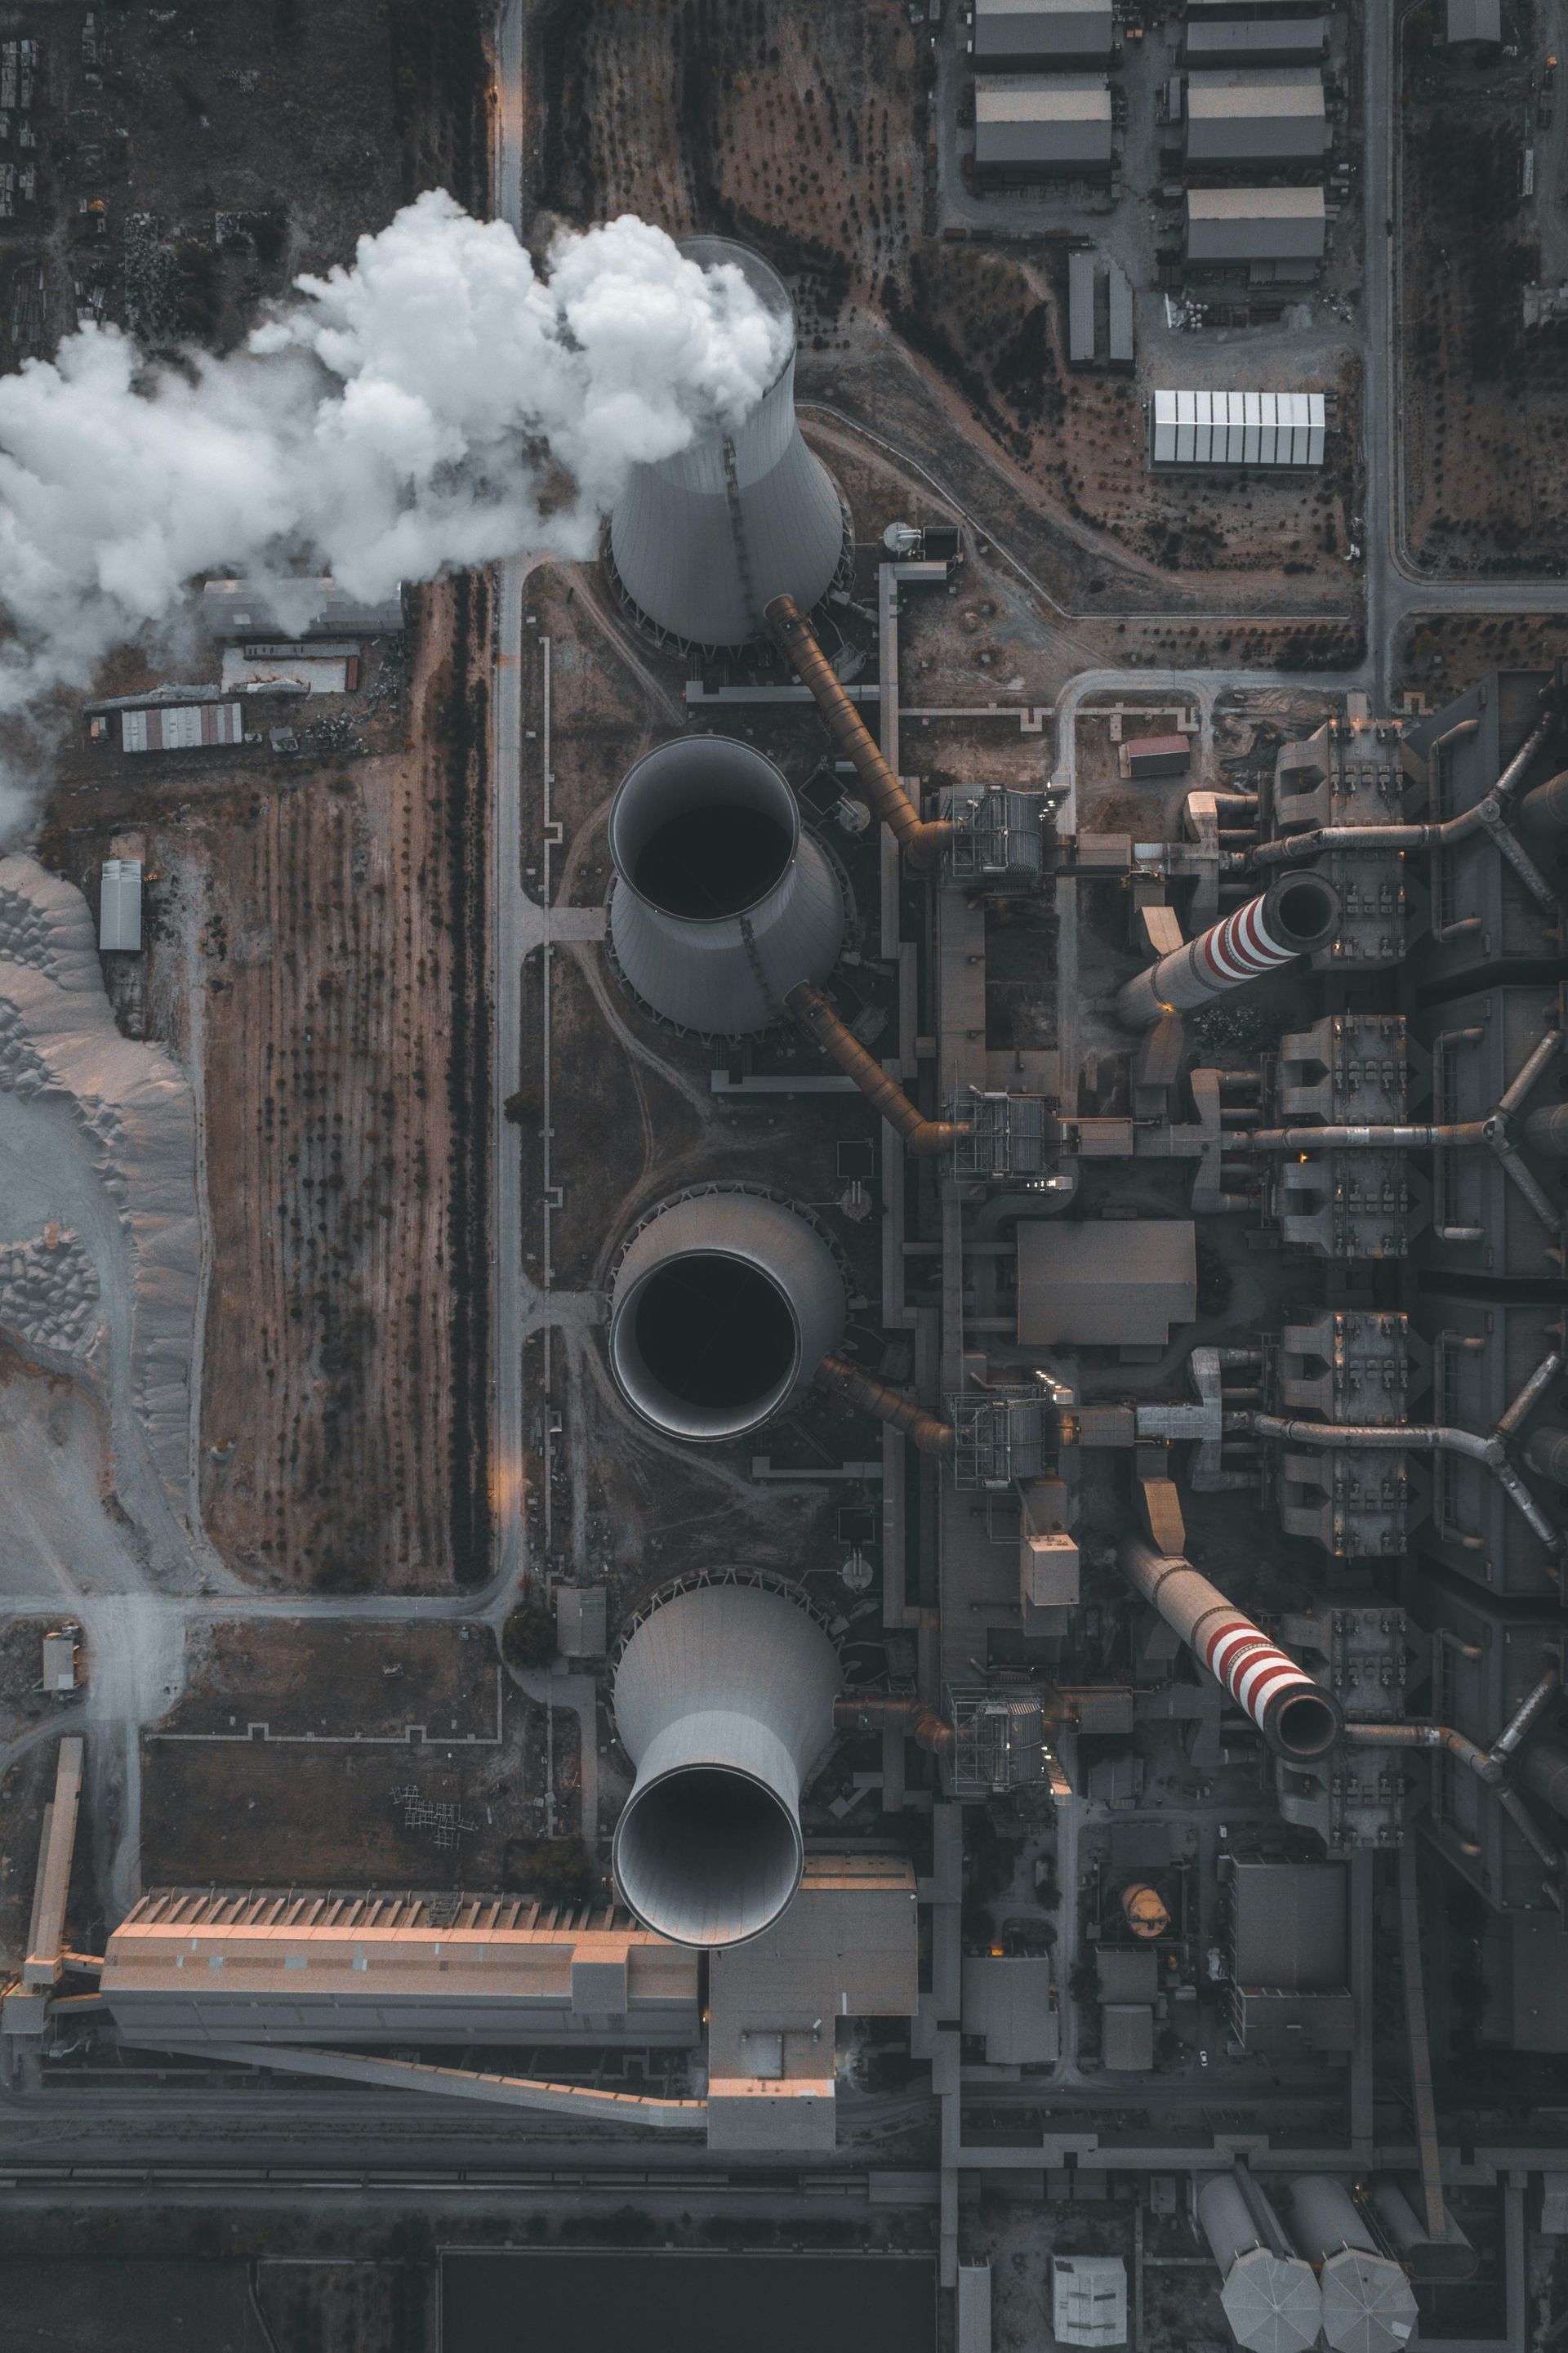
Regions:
[[1120, 1535, 1343, 1761], [1116, 876, 1341, 1030]]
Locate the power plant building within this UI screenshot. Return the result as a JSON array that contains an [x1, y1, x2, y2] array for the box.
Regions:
[[1185, 185, 1327, 267], [1149, 388, 1327, 467], [970, 0, 1114, 65], [973, 75, 1113, 179], [1184, 69, 1328, 165]]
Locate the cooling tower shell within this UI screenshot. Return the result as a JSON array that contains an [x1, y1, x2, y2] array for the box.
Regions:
[[607, 238, 849, 650], [607, 736, 844, 1037], [608, 1188, 847, 1442], [611, 1576, 843, 1948]]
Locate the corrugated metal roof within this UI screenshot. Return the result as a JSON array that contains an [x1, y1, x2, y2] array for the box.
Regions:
[[121, 704, 244, 754], [1148, 388, 1326, 465], [1186, 18, 1328, 62], [1188, 185, 1326, 217], [975, 73, 1111, 121], [1067, 248, 1097, 361], [1187, 68, 1325, 118], [1445, 0, 1501, 38], [1186, 185, 1326, 261], [978, 0, 1108, 11], [1107, 260, 1134, 362], [1052, 2257, 1128, 2349]]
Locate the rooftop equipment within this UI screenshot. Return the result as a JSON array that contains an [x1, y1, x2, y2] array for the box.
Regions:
[[1115, 877, 1341, 1029], [1119, 1534, 1343, 1761], [606, 736, 844, 1036], [1282, 2175, 1419, 2353], [611, 1575, 841, 1948], [1196, 2171, 1323, 2353], [608, 1188, 845, 1442], [606, 238, 847, 651]]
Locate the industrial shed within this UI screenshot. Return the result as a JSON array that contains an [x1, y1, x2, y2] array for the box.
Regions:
[[1185, 185, 1326, 266], [1184, 68, 1326, 165], [203, 575, 405, 641], [98, 858, 142, 951], [1016, 1219, 1196, 1348], [1067, 248, 1096, 362], [1442, 0, 1501, 40], [1225, 1859, 1354, 2055], [1185, 16, 1328, 65], [1148, 389, 1326, 467], [974, 74, 1112, 178], [121, 703, 244, 754], [971, 0, 1113, 66]]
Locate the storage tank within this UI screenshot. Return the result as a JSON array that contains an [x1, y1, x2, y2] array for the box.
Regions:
[[1284, 2174, 1419, 2353], [607, 736, 844, 1036], [606, 237, 848, 650], [608, 1188, 846, 1442], [1196, 2171, 1323, 2353], [611, 1576, 841, 1946]]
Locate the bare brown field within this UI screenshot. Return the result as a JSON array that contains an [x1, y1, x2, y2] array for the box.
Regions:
[[161, 1621, 501, 1742]]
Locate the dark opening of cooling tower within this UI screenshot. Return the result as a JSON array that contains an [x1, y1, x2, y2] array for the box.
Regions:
[[632, 803, 793, 921], [612, 1763, 802, 1948], [632, 1254, 796, 1411]]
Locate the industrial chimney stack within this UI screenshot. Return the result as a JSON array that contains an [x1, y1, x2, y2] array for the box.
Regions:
[[607, 238, 848, 650]]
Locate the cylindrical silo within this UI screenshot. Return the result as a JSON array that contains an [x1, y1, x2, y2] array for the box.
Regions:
[[609, 1189, 846, 1443], [1196, 2173, 1322, 2353], [1365, 2177, 1477, 2284], [607, 737, 844, 1036], [612, 1578, 842, 1947], [607, 238, 848, 650], [1284, 2175, 1419, 2353]]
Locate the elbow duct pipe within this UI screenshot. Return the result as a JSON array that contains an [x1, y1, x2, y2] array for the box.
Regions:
[[1520, 1733, 1568, 1823], [607, 737, 844, 1036], [815, 1351, 956, 1455], [787, 980, 969, 1156], [608, 1191, 846, 1443], [1242, 1405, 1564, 1559], [612, 1579, 842, 1949], [606, 239, 846, 651], [1114, 877, 1341, 1031], [1118, 1535, 1343, 1761], [834, 1691, 954, 1756], [765, 593, 954, 868]]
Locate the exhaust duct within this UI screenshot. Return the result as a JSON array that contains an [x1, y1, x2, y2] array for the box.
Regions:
[[1119, 1535, 1343, 1762], [608, 737, 844, 1036], [607, 238, 847, 650], [608, 1189, 846, 1442], [611, 1577, 841, 1948]]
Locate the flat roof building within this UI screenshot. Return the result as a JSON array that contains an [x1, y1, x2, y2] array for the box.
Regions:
[[1185, 68, 1327, 164], [1443, 0, 1501, 39], [961, 1954, 1059, 2064], [1067, 249, 1096, 362], [1149, 388, 1326, 466], [974, 75, 1113, 176], [1185, 17, 1328, 65], [203, 576, 405, 641], [972, 0, 1113, 65], [1101, 2002, 1155, 2071], [1107, 259, 1134, 363], [1017, 1219, 1196, 1348], [1226, 1858, 1355, 2054], [98, 858, 142, 951], [1051, 2256, 1129, 2348], [121, 705, 244, 755], [1185, 185, 1326, 265]]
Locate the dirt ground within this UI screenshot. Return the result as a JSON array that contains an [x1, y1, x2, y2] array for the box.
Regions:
[[1401, 23, 1568, 571], [139, 1678, 578, 1892], [158, 1621, 501, 1742], [0, 2259, 270, 2353], [0, 1616, 69, 1741], [0, 1740, 65, 1971], [1399, 613, 1568, 702]]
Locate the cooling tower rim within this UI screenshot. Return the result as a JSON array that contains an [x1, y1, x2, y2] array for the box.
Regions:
[[609, 1564, 839, 1675], [610, 1754, 807, 1949], [676, 234, 797, 391], [605, 1179, 854, 1296], [608, 734, 802, 927]]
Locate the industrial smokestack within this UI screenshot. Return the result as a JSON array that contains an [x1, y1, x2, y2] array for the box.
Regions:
[[612, 1578, 841, 1947], [1119, 1535, 1343, 1763], [1196, 2173, 1323, 2353], [1115, 878, 1341, 1031], [1282, 2176, 1419, 2353], [607, 238, 847, 650], [607, 737, 844, 1035], [608, 1189, 845, 1442]]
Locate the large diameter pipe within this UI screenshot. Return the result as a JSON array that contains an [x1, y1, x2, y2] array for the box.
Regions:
[[1119, 1535, 1343, 1760], [611, 1580, 841, 1948], [835, 1691, 954, 1755], [766, 593, 953, 867], [1242, 1409, 1564, 1559], [1527, 1425, 1568, 1486], [1519, 1732, 1568, 1821], [1526, 1103, 1568, 1159], [1365, 2177, 1477, 2284], [1114, 876, 1341, 1031], [1520, 768, 1568, 836], [787, 980, 969, 1156], [815, 1351, 955, 1455]]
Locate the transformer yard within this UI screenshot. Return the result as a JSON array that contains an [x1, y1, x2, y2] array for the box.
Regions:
[[0, 3, 1566, 2352]]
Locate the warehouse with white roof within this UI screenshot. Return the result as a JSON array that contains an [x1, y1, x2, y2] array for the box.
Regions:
[[973, 75, 1112, 178], [1184, 69, 1327, 165], [1185, 185, 1326, 269], [1148, 389, 1326, 469], [970, 0, 1114, 66]]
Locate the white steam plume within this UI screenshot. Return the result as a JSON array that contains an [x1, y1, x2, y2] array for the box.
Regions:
[[0, 193, 790, 818]]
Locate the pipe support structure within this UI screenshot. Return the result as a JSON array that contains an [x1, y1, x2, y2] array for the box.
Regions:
[[1118, 1534, 1343, 1761], [1114, 876, 1341, 1031], [766, 594, 953, 867]]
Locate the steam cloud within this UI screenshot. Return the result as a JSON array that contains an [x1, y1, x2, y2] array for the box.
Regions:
[[0, 194, 790, 828]]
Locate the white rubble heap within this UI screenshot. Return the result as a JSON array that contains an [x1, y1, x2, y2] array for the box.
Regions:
[[0, 854, 200, 1521]]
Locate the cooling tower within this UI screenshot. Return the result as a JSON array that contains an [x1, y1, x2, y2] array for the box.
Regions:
[[611, 1578, 842, 1946], [607, 238, 848, 650], [609, 1189, 846, 1442], [608, 737, 844, 1036]]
